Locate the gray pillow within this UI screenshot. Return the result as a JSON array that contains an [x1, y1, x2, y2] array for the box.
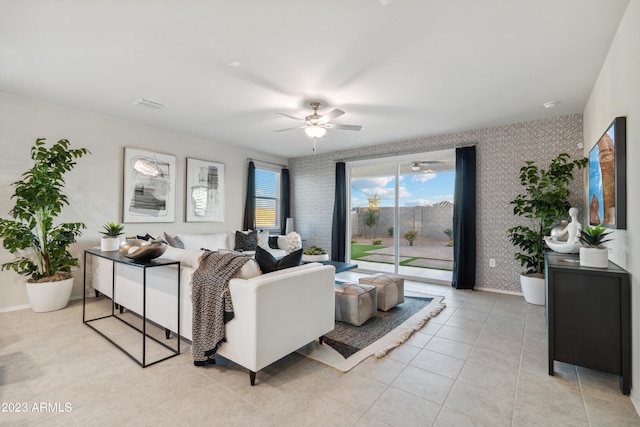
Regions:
[[164, 233, 185, 249]]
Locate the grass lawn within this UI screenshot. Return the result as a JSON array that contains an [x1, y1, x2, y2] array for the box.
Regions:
[[350, 244, 387, 259]]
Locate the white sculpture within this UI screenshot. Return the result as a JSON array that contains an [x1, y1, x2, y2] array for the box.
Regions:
[[544, 207, 582, 253]]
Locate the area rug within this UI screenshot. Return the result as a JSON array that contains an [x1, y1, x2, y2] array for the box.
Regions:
[[297, 295, 445, 372]]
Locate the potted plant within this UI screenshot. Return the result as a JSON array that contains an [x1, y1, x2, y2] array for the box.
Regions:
[[0, 138, 90, 312], [578, 224, 612, 268], [100, 222, 124, 251], [302, 245, 329, 262], [508, 153, 587, 305], [404, 230, 417, 246]]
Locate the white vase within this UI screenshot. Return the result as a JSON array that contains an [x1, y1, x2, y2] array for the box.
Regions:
[[579, 247, 609, 268], [26, 277, 74, 312], [101, 236, 120, 251], [520, 274, 545, 306]]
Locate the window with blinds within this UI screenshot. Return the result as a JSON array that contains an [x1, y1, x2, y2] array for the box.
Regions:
[[255, 167, 281, 229]]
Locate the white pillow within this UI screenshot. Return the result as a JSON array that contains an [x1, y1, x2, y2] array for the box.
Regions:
[[157, 246, 205, 268], [257, 230, 270, 250]]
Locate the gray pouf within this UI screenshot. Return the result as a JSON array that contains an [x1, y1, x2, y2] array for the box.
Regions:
[[358, 274, 405, 311], [334, 283, 377, 326]]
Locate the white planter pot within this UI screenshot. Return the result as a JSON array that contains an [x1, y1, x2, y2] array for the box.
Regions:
[[520, 274, 545, 306], [26, 277, 74, 312], [579, 247, 609, 268], [101, 236, 120, 251], [301, 254, 329, 262]]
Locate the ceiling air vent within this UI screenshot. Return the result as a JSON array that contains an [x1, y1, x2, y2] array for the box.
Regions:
[[132, 98, 166, 110]]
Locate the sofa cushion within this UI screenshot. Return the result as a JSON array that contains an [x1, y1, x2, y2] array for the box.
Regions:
[[235, 258, 262, 279], [156, 246, 204, 268], [178, 233, 229, 251], [255, 246, 302, 274], [235, 230, 257, 251], [268, 236, 279, 249]]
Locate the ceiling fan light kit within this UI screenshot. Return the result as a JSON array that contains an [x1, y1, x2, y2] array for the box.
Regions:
[[304, 125, 326, 139]]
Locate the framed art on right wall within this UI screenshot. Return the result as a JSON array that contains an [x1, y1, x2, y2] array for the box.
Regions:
[[588, 116, 626, 229]]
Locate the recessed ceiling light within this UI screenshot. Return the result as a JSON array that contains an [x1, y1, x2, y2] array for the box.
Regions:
[[229, 60, 241, 68], [543, 101, 558, 109], [132, 98, 166, 109]]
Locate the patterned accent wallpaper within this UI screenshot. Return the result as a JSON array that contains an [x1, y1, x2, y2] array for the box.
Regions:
[[289, 114, 585, 293]]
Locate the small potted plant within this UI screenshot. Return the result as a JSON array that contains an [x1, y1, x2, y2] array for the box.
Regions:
[[100, 222, 125, 251], [0, 138, 89, 312], [578, 224, 612, 268], [302, 245, 329, 262]]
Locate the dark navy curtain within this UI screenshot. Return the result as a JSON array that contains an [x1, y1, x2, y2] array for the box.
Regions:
[[280, 168, 290, 235], [452, 146, 477, 289], [331, 162, 347, 262], [242, 161, 256, 230]]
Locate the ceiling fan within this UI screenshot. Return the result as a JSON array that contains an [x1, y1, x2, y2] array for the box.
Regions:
[[275, 102, 362, 153], [411, 160, 444, 171]]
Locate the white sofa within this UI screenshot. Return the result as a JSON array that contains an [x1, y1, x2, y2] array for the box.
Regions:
[[90, 239, 335, 385]]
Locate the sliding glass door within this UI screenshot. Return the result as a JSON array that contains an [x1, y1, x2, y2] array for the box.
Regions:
[[348, 151, 455, 283]]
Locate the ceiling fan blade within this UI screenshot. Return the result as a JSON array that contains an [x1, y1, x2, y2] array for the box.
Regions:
[[276, 112, 306, 122], [318, 108, 345, 124], [324, 123, 363, 131], [274, 125, 307, 132]]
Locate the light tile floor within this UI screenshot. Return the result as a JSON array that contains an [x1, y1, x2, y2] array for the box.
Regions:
[[1, 276, 638, 426]]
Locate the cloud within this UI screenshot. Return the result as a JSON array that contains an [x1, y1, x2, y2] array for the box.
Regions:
[[402, 194, 454, 206], [351, 177, 395, 195], [411, 172, 437, 183]]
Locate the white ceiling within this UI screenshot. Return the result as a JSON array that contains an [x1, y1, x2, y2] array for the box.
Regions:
[[0, 0, 629, 159]]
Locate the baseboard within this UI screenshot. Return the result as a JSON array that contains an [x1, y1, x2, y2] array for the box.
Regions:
[[0, 293, 92, 313], [474, 286, 524, 297], [0, 303, 31, 313]]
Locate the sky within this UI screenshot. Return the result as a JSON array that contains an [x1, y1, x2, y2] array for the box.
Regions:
[[351, 170, 455, 207]]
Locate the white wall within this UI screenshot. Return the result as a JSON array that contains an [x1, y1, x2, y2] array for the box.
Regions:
[[0, 92, 286, 311], [583, 0, 639, 410]]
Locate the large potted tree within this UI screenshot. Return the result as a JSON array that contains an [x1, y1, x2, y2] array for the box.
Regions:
[[0, 138, 90, 312], [508, 153, 587, 305]]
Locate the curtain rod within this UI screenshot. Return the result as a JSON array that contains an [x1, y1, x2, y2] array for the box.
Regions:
[[336, 143, 476, 163], [247, 158, 288, 168]]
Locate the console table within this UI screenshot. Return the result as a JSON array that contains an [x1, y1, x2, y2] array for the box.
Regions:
[[545, 252, 630, 395], [82, 248, 181, 368]]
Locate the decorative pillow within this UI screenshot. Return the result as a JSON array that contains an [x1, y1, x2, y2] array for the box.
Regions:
[[234, 258, 262, 279], [257, 230, 270, 250], [255, 246, 302, 274], [235, 230, 257, 251], [286, 232, 302, 254], [163, 232, 185, 249], [268, 236, 279, 249]]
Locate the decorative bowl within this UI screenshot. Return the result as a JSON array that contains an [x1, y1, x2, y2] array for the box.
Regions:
[[119, 239, 167, 262], [543, 236, 581, 254]]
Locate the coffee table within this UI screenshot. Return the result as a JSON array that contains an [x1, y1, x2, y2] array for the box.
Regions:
[[319, 260, 358, 274]]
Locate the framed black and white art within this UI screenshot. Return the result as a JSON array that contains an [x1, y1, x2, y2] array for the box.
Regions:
[[123, 148, 176, 223], [185, 158, 225, 222]]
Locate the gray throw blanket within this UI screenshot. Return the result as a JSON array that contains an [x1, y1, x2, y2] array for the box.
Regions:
[[191, 252, 251, 365]]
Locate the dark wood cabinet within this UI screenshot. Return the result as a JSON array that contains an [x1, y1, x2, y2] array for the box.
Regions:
[[545, 252, 630, 395]]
